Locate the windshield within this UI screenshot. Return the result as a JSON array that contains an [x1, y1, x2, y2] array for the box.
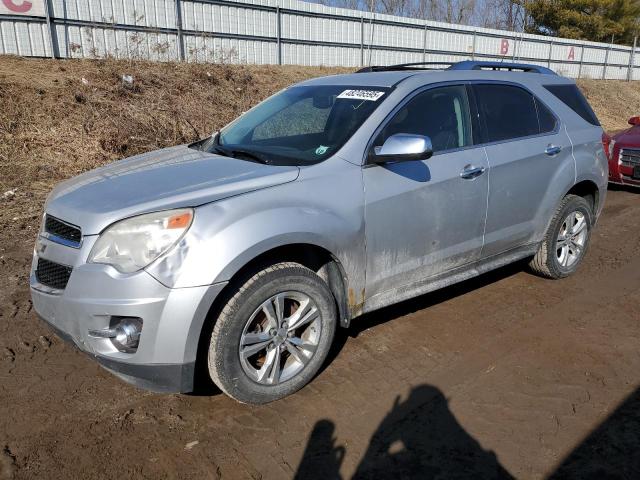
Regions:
[[216, 85, 391, 165]]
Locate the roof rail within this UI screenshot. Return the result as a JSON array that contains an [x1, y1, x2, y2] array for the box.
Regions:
[[447, 61, 556, 75], [355, 60, 556, 75], [356, 62, 454, 73]]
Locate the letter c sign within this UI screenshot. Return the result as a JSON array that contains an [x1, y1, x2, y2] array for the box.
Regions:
[[2, 0, 33, 13], [0, 0, 44, 16]]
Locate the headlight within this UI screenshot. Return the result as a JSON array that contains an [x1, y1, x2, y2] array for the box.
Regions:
[[88, 209, 193, 273]]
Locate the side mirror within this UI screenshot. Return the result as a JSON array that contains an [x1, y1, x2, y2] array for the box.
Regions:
[[629, 116, 640, 126], [371, 133, 433, 163]]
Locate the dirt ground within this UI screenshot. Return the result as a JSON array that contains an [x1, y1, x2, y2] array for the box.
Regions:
[[1, 57, 640, 479]]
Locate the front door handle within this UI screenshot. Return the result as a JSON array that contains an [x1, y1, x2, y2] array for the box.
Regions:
[[545, 144, 562, 156], [460, 164, 486, 180]]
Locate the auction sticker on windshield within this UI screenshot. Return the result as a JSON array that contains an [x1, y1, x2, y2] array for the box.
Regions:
[[337, 90, 385, 101]]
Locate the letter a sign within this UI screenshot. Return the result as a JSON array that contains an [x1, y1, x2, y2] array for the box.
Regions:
[[0, 0, 45, 16], [568, 46, 575, 61]]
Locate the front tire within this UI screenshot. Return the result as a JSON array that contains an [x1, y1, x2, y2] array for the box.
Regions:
[[208, 262, 337, 404], [529, 194, 593, 279]]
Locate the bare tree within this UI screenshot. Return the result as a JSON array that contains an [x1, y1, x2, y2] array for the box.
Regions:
[[477, 0, 525, 30], [314, 0, 521, 29]]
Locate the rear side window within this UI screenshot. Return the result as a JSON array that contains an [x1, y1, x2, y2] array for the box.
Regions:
[[543, 84, 600, 126], [536, 98, 558, 133], [473, 84, 540, 142]]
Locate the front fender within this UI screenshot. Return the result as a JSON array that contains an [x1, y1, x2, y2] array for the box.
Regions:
[[145, 158, 366, 298]]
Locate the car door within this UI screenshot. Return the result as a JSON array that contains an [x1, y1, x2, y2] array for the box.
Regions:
[[363, 84, 489, 302], [473, 83, 574, 258]]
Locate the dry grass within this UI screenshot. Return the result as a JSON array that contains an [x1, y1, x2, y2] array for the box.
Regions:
[[0, 56, 346, 240], [0, 56, 346, 192], [1, 55, 639, 245], [577, 79, 640, 133]]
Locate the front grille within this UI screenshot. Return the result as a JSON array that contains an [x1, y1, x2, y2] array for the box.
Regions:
[[620, 148, 640, 167], [36, 258, 73, 290], [44, 215, 82, 245]]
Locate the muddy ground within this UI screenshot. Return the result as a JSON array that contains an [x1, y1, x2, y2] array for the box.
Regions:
[[1, 57, 640, 479], [0, 186, 638, 479]]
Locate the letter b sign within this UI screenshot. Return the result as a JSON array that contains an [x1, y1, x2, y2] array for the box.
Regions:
[[500, 39, 509, 55]]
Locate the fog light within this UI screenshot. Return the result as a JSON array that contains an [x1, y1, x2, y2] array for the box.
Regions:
[[111, 317, 142, 353], [88, 317, 143, 353]]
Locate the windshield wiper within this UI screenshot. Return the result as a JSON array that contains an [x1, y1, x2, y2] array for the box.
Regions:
[[230, 148, 271, 164], [211, 145, 270, 165]]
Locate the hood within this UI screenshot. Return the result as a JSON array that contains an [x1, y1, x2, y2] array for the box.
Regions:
[[613, 126, 640, 144], [45, 145, 300, 235]]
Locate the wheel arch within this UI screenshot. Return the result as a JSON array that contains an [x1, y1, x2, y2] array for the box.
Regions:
[[215, 242, 352, 325], [190, 241, 353, 392], [535, 176, 602, 253], [565, 179, 601, 223]]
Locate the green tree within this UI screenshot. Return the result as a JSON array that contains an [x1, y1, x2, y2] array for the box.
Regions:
[[523, 0, 640, 44]]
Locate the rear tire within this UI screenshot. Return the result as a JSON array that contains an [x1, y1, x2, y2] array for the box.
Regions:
[[529, 194, 593, 279], [208, 262, 337, 404]]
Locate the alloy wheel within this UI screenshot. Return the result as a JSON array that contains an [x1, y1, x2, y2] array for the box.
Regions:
[[239, 291, 321, 385], [556, 210, 588, 268]]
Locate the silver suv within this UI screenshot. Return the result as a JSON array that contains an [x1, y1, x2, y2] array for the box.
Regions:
[[31, 61, 607, 403]]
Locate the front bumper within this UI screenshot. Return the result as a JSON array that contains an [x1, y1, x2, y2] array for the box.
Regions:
[[37, 313, 197, 392], [30, 235, 226, 393], [609, 148, 640, 187]]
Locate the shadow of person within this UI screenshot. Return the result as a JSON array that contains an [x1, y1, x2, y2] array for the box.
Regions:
[[294, 419, 345, 480], [295, 385, 513, 479], [549, 386, 640, 479], [352, 385, 514, 479]]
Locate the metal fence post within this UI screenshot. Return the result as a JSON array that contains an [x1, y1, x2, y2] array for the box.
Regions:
[[578, 45, 584, 78], [360, 17, 364, 67], [276, 6, 282, 65], [512, 34, 517, 61], [602, 37, 612, 79], [422, 23, 427, 62], [367, 15, 374, 66], [471, 30, 476, 60], [547, 40, 553, 68], [44, 0, 58, 58], [627, 36, 637, 81], [175, 0, 185, 61]]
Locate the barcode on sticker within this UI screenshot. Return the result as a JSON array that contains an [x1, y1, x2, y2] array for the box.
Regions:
[[337, 90, 385, 101]]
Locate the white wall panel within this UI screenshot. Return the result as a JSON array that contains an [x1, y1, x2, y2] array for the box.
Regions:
[[0, 21, 47, 56], [1, 0, 639, 79], [51, 0, 176, 27]]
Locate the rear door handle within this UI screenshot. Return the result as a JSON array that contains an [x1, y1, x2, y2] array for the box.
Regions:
[[545, 145, 562, 156], [460, 165, 486, 180]]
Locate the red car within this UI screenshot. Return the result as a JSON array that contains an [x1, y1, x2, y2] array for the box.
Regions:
[[604, 117, 640, 188]]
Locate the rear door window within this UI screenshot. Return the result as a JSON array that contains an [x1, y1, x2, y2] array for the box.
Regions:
[[473, 84, 540, 142], [543, 84, 600, 126]]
